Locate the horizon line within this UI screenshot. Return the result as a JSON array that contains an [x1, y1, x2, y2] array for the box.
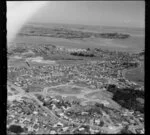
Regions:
[[28, 21, 145, 29]]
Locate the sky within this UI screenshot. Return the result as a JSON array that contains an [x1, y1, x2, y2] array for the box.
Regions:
[[7, 1, 145, 44], [7, 1, 47, 43], [30, 1, 145, 28]]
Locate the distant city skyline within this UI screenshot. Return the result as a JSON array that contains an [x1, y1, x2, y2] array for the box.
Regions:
[[30, 1, 145, 28]]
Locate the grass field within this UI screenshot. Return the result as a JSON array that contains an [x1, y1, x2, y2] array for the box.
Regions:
[[48, 85, 82, 95]]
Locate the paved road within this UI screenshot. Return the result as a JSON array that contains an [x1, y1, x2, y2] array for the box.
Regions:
[[7, 81, 122, 133], [8, 81, 69, 123]]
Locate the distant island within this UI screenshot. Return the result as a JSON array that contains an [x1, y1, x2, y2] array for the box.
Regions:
[[19, 26, 130, 40]]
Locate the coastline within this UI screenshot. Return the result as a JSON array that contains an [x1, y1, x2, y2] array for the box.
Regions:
[[122, 60, 143, 84]]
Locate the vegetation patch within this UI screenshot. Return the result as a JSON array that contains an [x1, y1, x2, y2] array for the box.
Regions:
[[107, 84, 144, 113]]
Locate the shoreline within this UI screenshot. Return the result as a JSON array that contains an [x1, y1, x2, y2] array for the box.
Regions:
[[122, 60, 143, 84]]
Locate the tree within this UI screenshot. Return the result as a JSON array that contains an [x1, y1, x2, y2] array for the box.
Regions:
[[8, 125, 24, 134], [86, 48, 90, 51], [25, 89, 29, 93]]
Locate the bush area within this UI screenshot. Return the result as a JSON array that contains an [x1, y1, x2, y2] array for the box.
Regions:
[[122, 62, 139, 68], [8, 125, 24, 134], [107, 84, 144, 113], [70, 52, 95, 57], [12, 47, 28, 53]]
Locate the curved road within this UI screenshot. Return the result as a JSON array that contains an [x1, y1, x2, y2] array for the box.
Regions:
[[7, 81, 123, 133]]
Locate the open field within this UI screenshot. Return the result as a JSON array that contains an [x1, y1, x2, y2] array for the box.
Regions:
[[48, 85, 82, 95]]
